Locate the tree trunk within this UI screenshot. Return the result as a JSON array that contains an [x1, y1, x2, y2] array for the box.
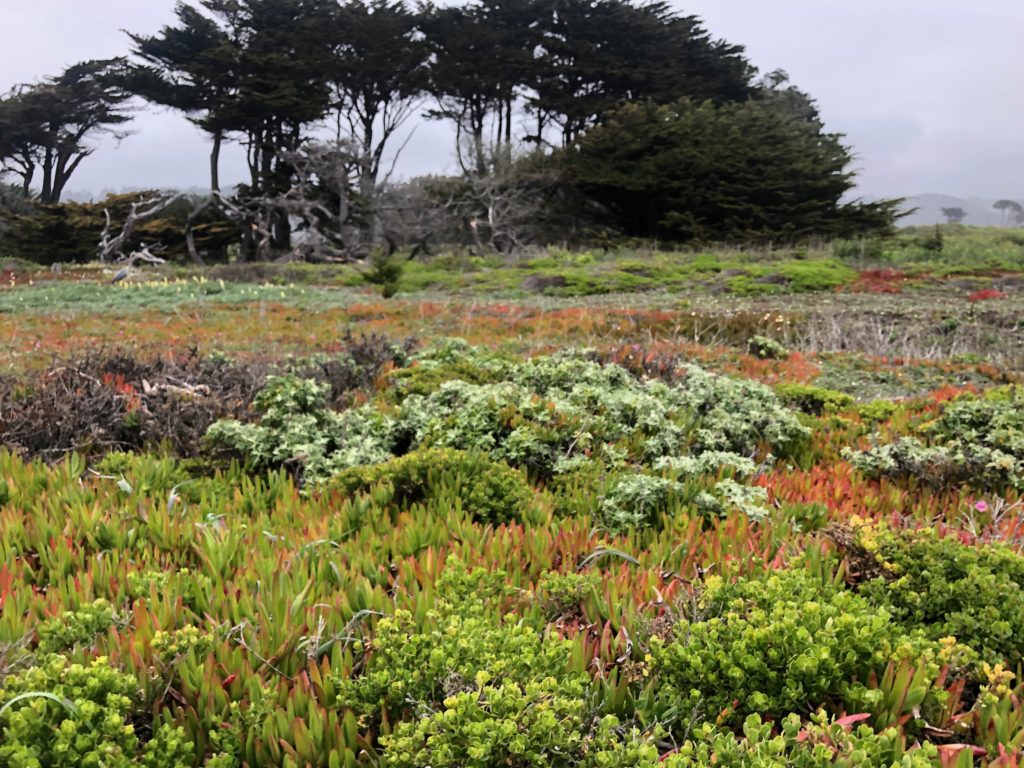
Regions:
[[210, 132, 222, 192], [473, 120, 487, 177], [40, 149, 54, 204], [271, 208, 291, 254], [505, 99, 513, 162], [20, 164, 34, 197]]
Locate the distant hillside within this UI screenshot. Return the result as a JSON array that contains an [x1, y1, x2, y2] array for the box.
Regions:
[[898, 194, 1023, 228]]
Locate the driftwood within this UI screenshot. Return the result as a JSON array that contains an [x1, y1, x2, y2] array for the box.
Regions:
[[98, 193, 184, 262]]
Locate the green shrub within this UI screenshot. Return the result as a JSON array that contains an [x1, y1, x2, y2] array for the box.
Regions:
[[651, 451, 757, 478], [0, 655, 193, 767], [329, 448, 537, 525], [844, 390, 1024, 491], [775, 383, 854, 415], [844, 436, 1021, 492], [777, 260, 857, 292], [35, 599, 114, 653], [126, 568, 212, 611], [381, 678, 660, 768], [336, 608, 574, 722], [364, 250, 405, 298], [386, 339, 511, 401], [748, 335, 789, 361], [674, 365, 809, 457], [597, 474, 686, 533], [856, 400, 898, 422], [533, 571, 600, 619], [693, 478, 771, 523], [386, 360, 506, 400], [667, 713, 938, 767], [851, 524, 1024, 667], [205, 375, 396, 483], [832, 237, 886, 262], [650, 570, 915, 729], [208, 348, 807, 496]]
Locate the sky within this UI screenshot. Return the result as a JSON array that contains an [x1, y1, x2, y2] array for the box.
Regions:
[[1, 0, 1022, 201]]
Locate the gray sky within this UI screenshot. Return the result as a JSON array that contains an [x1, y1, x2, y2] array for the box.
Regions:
[[2, 0, 1021, 199]]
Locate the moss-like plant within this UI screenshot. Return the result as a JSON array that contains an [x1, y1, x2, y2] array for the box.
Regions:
[[0, 655, 193, 768]]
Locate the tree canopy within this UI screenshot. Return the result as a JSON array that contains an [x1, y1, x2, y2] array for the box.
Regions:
[[3, 0, 900, 260], [568, 98, 900, 243], [0, 59, 132, 204]]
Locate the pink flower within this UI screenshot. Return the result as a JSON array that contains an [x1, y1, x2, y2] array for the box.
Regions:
[[974, 501, 989, 513]]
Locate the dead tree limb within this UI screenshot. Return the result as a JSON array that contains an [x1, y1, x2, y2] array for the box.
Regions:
[[97, 193, 185, 263]]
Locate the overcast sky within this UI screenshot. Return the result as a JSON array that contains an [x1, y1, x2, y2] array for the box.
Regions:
[[1, 0, 1021, 200]]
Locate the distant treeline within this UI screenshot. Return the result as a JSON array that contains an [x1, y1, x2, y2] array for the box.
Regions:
[[0, 0, 900, 262]]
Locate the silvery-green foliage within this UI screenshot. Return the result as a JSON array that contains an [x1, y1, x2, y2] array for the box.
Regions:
[[206, 375, 396, 484], [653, 451, 758, 478], [598, 474, 685, 533], [206, 346, 806, 503], [674, 364, 809, 454], [695, 479, 771, 522]]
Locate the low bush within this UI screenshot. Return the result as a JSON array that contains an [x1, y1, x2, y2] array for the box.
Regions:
[[336, 565, 572, 722], [597, 474, 686, 533], [841, 523, 1024, 667], [329, 448, 537, 525], [668, 713, 938, 767], [650, 569, 920, 729], [206, 374, 397, 483], [209, 345, 808, 488], [777, 260, 857, 292], [35, 599, 114, 653], [0, 655, 193, 767], [748, 335, 790, 361], [775, 383, 854, 415], [844, 389, 1024, 491]]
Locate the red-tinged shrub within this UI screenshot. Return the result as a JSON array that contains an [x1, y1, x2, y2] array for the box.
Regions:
[[852, 269, 910, 294], [968, 289, 1007, 302]]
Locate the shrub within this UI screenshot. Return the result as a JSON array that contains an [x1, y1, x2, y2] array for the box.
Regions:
[[208, 347, 807, 500], [380, 677, 590, 767], [336, 608, 574, 722], [667, 713, 938, 767], [747, 335, 789, 361], [693, 478, 771, 522], [673, 365, 809, 456], [921, 225, 944, 254], [533, 571, 600, 619], [597, 474, 686, 533], [328, 448, 537, 525], [380, 678, 676, 768], [845, 390, 1024, 491], [856, 400, 898, 422], [126, 568, 212, 611], [386, 359, 507, 400], [206, 375, 396, 483], [777, 260, 857, 293], [848, 524, 1024, 667], [775, 383, 854, 415], [650, 569, 915, 729], [35, 599, 114, 653], [652, 451, 757, 478], [0, 655, 193, 767], [401, 352, 805, 472], [364, 249, 405, 298]]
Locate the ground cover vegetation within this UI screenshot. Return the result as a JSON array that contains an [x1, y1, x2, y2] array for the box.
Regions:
[[2, 229, 1024, 765]]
